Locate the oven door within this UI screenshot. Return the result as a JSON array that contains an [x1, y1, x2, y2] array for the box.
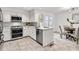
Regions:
[[11, 28, 23, 38]]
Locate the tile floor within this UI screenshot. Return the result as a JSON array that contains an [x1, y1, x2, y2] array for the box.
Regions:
[[0, 33, 79, 51]]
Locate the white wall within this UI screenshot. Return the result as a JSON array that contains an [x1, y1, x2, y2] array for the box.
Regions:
[[54, 9, 79, 32], [54, 11, 72, 32]]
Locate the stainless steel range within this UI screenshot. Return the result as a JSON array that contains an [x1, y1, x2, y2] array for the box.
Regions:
[[11, 26, 23, 38], [0, 8, 4, 44]]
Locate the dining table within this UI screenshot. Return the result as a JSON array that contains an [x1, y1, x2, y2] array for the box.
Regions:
[[64, 26, 75, 39]]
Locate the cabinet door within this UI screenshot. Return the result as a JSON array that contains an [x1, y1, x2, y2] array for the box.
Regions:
[[43, 29, 53, 46], [29, 10, 35, 22], [28, 27, 36, 40], [3, 14, 11, 22], [23, 26, 29, 36], [22, 15, 26, 22], [3, 27, 11, 41]]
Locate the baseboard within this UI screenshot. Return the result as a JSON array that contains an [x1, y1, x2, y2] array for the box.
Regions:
[[3, 36, 29, 43]]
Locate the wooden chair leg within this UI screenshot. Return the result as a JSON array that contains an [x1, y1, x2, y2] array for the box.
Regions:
[[77, 39, 78, 44], [60, 34, 62, 39], [66, 34, 69, 39]]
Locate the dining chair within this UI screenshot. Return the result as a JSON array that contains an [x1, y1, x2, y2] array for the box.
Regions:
[[68, 27, 79, 44], [59, 25, 66, 39], [0, 34, 4, 45]]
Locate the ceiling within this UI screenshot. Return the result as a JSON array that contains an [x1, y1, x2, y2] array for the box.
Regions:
[[1, 7, 71, 14], [23, 7, 70, 14]]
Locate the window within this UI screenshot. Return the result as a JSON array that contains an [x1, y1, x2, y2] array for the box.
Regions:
[[43, 16, 53, 28], [49, 16, 53, 27]]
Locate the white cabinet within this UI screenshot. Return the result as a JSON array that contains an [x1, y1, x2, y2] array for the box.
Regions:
[[28, 26, 36, 40], [43, 29, 53, 46], [29, 10, 35, 22], [36, 28, 53, 46], [22, 15, 28, 22], [23, 26, 29, 36], [3, 14, 11, 22], [3, 27, 11, 41], [23, 26, 36, 40]]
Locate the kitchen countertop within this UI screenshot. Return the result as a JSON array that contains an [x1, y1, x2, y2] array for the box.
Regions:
[[37, 27, 53, 30]]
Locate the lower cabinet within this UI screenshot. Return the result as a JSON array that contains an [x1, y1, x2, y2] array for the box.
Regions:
[[23, 26, 36, 40], [43, 29, 53, 46], [36, 29, 53, 46], [3, 27, 11, 41], [23, 26, 29, 36], [28, 26, 36, 40]]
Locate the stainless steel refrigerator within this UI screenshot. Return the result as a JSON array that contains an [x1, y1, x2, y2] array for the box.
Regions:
[[0, 8, 4, 45]]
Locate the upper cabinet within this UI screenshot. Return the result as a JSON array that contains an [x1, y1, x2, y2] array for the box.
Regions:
[[28, 10, 42, 22], [3, 14, 11, 22], [2, 8, 30, 22], [29, 10, 36, 22], [22, 15, 26, 22], [22, 15, 29, 22]]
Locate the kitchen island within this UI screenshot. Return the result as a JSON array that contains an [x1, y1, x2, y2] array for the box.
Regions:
[[36, 27, 54, 46]]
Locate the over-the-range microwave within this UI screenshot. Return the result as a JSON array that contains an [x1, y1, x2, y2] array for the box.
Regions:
[[11, 16, 22, 22]]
